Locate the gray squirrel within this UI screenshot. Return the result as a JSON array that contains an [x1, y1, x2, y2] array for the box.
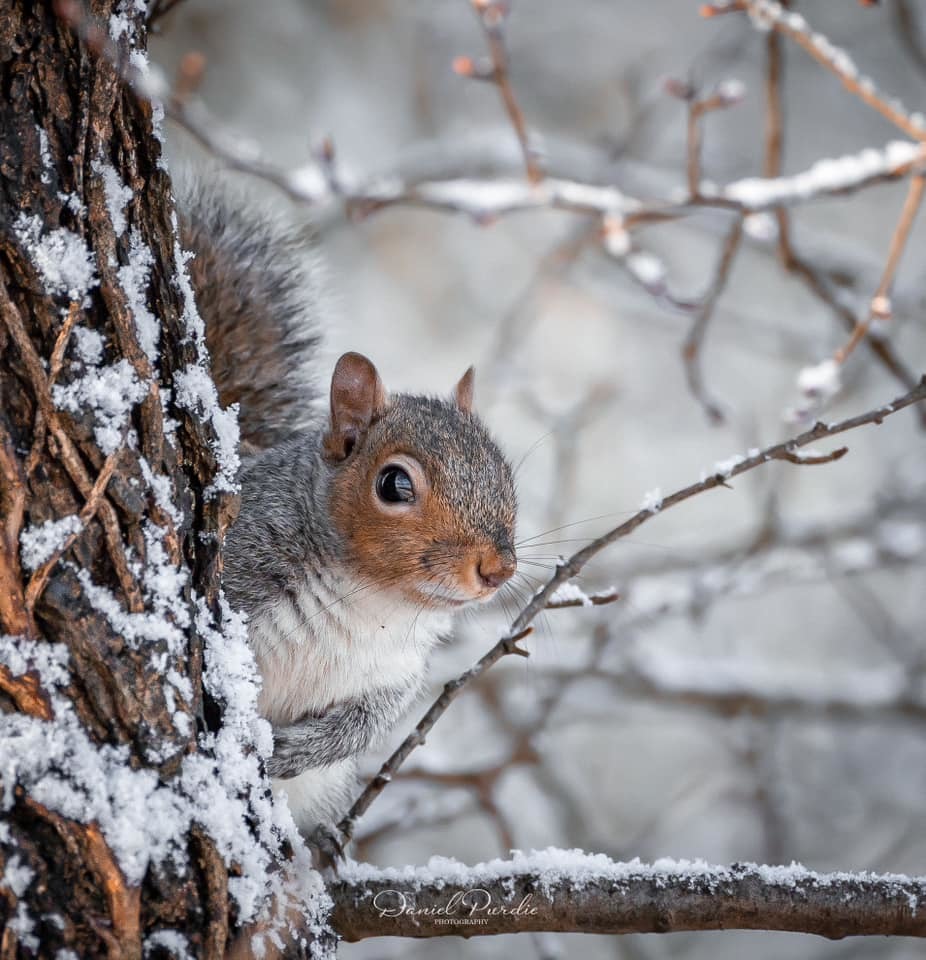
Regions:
[[177, 181, 518, 837]]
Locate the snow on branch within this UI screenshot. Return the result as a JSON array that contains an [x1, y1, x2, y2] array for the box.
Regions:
[[721, 141, 924, 210], [329, 848, 926, 941]]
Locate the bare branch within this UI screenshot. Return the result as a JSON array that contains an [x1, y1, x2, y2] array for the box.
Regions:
[[741, 0, 926, 143], [456, 0, 543, 183], [682, 214, 744, 423], [835, 174, 925, 365]]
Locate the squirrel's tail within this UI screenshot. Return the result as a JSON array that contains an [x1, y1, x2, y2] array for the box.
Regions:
[[175, 174, 326, 449]]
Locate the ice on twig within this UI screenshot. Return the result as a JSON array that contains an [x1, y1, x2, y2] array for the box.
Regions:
[[797, 359, 841, 401], [640, 488, 663, 514]]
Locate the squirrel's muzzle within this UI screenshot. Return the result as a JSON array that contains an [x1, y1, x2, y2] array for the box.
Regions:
[[476, 546, 517, 590]]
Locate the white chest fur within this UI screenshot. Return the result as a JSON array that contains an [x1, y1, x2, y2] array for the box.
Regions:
[[249, 571, 450, 727]]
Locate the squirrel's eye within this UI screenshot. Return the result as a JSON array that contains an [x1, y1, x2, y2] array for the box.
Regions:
[[376, 465, 415, 504]]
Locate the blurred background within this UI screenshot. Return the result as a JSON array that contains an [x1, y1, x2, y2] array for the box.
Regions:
[[153, 2, 926, 958]]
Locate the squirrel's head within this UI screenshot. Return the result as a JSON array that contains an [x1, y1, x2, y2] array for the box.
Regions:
[[322, 352, 517, 611]]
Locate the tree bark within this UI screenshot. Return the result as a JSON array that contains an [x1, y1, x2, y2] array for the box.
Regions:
[[0, 3, 244, 956]]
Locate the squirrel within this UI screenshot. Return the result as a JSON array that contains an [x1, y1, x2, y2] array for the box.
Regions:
[[176, 179, 518, 838]]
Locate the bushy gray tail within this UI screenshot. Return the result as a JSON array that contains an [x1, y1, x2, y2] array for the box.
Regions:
[[175, 175, 326, 448]]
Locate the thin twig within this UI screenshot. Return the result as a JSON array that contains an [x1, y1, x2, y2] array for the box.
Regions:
[[24, 448, 123, 613], [742, 0, 926, 143], [682, 214, 744, 423], [834, 174, 925, 364], [458, 0, 543, 184], [0, 277, 142, 612]]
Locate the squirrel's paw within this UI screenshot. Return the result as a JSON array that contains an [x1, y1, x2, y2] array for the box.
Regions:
[[308, 823, 346, 871]]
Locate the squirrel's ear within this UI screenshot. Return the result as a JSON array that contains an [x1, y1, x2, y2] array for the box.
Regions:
[[454, 366, 475, 413], [323, 352, 388, 462]]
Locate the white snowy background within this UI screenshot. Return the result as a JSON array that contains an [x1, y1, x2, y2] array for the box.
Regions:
[[151, 2, 926, 958]]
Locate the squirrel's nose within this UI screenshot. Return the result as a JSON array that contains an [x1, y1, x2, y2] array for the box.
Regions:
[[477, 549, 516, 589]]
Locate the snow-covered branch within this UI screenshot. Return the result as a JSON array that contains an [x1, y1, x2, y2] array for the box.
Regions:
[[329, 849, 926, 941]]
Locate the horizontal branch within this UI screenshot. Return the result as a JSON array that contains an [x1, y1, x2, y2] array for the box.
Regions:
[[330, 849, 926, 940]]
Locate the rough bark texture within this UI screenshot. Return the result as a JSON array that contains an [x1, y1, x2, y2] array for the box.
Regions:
[[330, 864, 926, 941], [0, 3, 238, 956]]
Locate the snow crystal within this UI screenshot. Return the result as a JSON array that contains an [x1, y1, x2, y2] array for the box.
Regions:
[[549, 583, 593, 607], [119, 230, 158, 362], [144, 930, 192, 959], [411, 178, 635, 219], [110, 0, 147, 44], [2, 856, 34, 897], [93, 161, 133, 237], [139, 457, 183, 526], [173, 365, 240, 495], [19, 515, 83, 571], [169, 213, 241, 495], [8, 901, 38, 950], [797, 358, 841, 400], [53, 359, 147, 454], [77, 520, 191, 658], [286, 165, 328, 203], [743, 212, 777, 242], [37, 127, 53, 185], [713, 453, 746, 479], [418, 179, 536, 215], [640, 488, 663, 514], [724, 141, 922, 210], [716, 78, 745, 104], [71, 327, 105, 365], [552, 180, 634, 213], [625, 251, 666, 288], [602, 216, 630, 258], [13, 214, 98, 303]]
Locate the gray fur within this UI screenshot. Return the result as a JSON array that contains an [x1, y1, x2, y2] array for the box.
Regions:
[[266, 682, 418, 778], [223, 430, 340, 616], [176, 173, 328, 446]]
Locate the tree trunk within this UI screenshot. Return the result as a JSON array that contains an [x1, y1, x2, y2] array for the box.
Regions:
[[0, 3, 265, 956]]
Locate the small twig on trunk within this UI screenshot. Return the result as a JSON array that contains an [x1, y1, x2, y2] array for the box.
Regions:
[[24, 448, 123, 613]]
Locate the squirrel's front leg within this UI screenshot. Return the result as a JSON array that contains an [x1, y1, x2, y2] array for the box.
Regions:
[[266, 684, 415, 779]]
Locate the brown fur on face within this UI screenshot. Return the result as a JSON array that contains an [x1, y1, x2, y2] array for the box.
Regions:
[[324, 359, 516, 609]]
